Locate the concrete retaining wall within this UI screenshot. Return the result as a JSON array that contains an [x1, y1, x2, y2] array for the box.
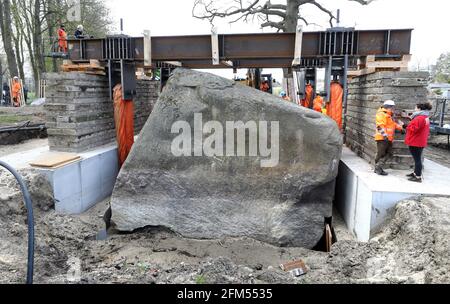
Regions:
[[44, 73, 159, 152], [345, 71, 429, 169]]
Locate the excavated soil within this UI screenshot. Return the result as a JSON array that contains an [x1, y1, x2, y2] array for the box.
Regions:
[[0, 169, 449, 284]]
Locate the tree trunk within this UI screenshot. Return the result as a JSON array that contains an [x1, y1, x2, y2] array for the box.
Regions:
[[0, 58, 3, 90], [19, 34, 26, 80], [0, 0, 19, 78], [13, 31, 26, 80], [285, 0, 300, 33], [22, 9, 38, 96], [49, 22, 58, 72], [282, 0, 300, 97], [46, 0, 58, 72]]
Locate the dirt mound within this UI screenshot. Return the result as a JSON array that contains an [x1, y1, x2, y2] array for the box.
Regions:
[[0, 169, 54, 214], [325, 197, 450, 284], [0, 168, 449, 284]]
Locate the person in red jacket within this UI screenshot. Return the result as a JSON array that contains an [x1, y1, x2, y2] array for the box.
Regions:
[[405, 102, 433, 183]]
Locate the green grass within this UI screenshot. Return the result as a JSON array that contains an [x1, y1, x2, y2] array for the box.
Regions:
[[195, 275, 207, 284], [0, 115, 34, 124]]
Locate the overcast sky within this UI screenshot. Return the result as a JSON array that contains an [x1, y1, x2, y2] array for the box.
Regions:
[[106, 0, 449, 79]]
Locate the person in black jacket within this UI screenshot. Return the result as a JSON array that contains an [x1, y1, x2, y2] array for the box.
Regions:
[[74, 25, 85, 39], [2, 82, 11, 106]]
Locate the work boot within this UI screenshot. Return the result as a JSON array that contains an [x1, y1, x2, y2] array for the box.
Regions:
[[408, 174, 422, 183], [375, 167, 388, 176], [406, 173, 415, 178]]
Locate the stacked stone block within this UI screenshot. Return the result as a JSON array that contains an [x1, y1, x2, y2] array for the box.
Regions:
[[345, 71, 429, 169], [134, 79, 159, 133], [44, 72, 159, 153]]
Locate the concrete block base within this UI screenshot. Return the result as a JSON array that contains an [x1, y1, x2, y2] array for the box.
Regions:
[[336, 147, 450, 241], [0, 143, 119, 215], [37, 145, 119, 214]]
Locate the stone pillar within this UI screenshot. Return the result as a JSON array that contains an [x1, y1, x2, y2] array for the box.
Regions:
[[134, 79, 159, 133], [345, 71, 429, 169], [44, 72, 159, 153]]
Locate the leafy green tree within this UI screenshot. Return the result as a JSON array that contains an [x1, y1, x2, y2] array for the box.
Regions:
[[433, 53, 450, 83]]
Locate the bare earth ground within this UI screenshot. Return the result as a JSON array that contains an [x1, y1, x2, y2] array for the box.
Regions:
[[1, 170, 449, 284], [0, 140, 449, 284]]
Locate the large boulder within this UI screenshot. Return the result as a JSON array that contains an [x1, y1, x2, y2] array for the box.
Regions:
[[111, 68, 342, 248]]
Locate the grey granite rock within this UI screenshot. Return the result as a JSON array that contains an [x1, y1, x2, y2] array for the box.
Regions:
[[111, 68, 342, 248]]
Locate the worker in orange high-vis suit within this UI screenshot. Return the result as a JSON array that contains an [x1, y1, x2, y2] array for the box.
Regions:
[[374, 100, 405, 176], [260, 81, 270, 93], [11, 77, 22, 107], [313, 94, 324, 113], [113, 84, 135, 168], [327, 81, 344, 130], [301, 84, 314, 108], [58, 24, 68, 53]]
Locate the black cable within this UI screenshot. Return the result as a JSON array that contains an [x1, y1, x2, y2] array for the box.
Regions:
[[0, 160, 34, 284], [0, 123, 46, 134]]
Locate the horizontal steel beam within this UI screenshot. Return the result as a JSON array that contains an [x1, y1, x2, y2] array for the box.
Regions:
[[68, 29, 412, 69]]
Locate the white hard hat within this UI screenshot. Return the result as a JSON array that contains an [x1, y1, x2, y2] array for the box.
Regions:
[[13, 76, 19, 80], [383, 100, 396, 107], [77, 25, 83, 30]]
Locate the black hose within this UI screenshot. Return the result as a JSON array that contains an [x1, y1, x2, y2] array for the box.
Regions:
[[0, 120, 32, 133], [0, 124, 46, 134], [0, 160, 34, 284]]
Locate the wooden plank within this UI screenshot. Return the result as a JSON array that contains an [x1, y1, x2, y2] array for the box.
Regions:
[[347, 67, 376, 77], [85, 71, 107, 76], [366, 55, 376, 63], [50, 158, 83, 169], [30, 152, 81, 169], [349, 54, 411, 77], [62, 65, 105, 70], [325, 224, 332, 253], [366, 61, 409, 69], [20, 79, 25, 107], [89, 59, 101, 67]]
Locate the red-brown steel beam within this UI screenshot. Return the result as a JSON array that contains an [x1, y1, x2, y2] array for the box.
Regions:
[[68, 29, 412, 69]]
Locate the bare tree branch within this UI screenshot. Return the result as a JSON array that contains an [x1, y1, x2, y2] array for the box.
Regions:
[[265, 3, 287, 10], [347, 0, 376, 4], [298, 15, 308, 25], [193, 0, 261, 24], [261, 21, 285, 31], [306, 1, 336, 27], [193, 0, 375, 32]]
